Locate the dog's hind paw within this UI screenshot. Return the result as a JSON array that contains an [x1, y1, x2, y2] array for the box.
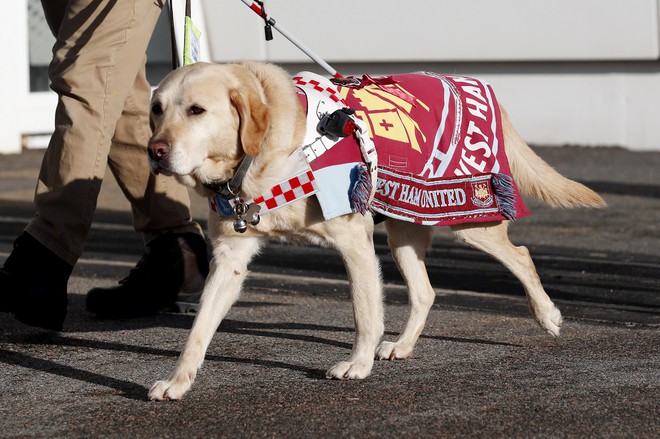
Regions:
[[537, 305, 563, 337], [375, 341, 413, 360], [326, 359, 373, 380], [148, 377, 192, 401]]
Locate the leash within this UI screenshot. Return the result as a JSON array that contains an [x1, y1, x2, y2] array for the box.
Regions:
[[168, 1, 179, 69], [238, 0, 343, 78]]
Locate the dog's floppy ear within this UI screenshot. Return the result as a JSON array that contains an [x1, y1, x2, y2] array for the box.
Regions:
[[230, 89, 269, 157]]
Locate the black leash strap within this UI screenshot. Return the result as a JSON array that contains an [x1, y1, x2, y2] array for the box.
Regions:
[[204, 155, 254, 197], [223, 155, 254, 196], [168, 1, 179, 70], [255, 1, 273, 41]]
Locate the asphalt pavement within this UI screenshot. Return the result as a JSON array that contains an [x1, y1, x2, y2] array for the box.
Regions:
[[0, 146, 658, 438]]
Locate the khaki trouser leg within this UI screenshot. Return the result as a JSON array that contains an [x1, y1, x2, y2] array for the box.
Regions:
[[27, 0, 201, 266]]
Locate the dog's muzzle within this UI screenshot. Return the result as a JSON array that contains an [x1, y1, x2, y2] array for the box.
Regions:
[[148, 139, 172, 175]]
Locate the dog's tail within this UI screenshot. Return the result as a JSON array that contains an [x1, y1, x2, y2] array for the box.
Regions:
[[502, 108, 606, 209]]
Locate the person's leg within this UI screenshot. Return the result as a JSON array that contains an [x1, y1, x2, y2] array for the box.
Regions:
[[27, 0, 165, 264], [1, 0, 165, 330]]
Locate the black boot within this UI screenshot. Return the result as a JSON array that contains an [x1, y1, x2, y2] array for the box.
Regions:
[[0, 232, 72, 331], [86, 232, 209, 318]]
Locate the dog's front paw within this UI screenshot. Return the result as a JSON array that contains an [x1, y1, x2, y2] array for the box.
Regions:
[[375, 341, 413, 360], [535, 304, 563, 337], [148, 376, 193, 401], [325, 359, 373, 380]]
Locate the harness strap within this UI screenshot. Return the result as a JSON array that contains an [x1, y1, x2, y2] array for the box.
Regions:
[[225, 155, 254, 195], [204, 155, 254, 197], [208, 149, 318, 218]]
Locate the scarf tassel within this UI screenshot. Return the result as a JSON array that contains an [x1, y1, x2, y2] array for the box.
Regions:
[[491, 173, 517, 220], [349, 163, 372, 215]]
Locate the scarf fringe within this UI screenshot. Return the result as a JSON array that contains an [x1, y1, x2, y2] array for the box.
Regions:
[[491, 173, 516, 220], [349, 163, 372, 215]]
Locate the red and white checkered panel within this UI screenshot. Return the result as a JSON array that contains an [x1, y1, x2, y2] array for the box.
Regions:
[[292, 75, 347, 106], [252, 170, 319, 213]]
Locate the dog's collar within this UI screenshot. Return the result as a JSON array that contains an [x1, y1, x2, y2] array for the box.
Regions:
[[203, 155, 254, 196]]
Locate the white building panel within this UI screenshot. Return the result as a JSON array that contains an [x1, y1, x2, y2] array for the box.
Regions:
[[204, 0, 660, 62]]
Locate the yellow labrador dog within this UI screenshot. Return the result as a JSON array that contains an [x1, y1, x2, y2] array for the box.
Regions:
[[146, 62, 605, 400]]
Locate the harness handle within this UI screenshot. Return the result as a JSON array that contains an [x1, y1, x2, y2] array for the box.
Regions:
[[238, 0, 343, 78]]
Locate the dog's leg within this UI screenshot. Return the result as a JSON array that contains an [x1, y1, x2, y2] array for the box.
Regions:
[[325, 219, 384, 380], [377, 221, 435, 360], [451, 222, 563, 336], [149, 236, 261, 400]]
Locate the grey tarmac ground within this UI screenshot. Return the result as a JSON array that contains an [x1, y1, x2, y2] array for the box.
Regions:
[[0, 146, 658, 438]]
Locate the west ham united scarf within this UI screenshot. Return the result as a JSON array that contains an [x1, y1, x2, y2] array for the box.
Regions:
[[295, 71, 530, 226]]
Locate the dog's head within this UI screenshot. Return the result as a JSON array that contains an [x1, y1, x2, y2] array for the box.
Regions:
[[147, 62, 270, 187]]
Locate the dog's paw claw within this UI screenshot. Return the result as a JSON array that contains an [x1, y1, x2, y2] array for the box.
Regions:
[[148, 381, 171, 401], [148, 377, 191, 401], [536, 304, 563, 337], [326, 360, 372, 380], [376, 341, 413, 361]]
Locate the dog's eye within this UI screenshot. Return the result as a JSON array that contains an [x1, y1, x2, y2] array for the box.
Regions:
[[189, 105, 205, 116], [151, 103, 163, 116]]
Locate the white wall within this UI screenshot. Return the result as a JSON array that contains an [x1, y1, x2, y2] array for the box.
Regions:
[[204, 0, 660, 62], [2, 0, 660, 153]]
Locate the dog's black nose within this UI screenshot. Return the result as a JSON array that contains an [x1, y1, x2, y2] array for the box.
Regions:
[[148, 140, 171, 161]]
